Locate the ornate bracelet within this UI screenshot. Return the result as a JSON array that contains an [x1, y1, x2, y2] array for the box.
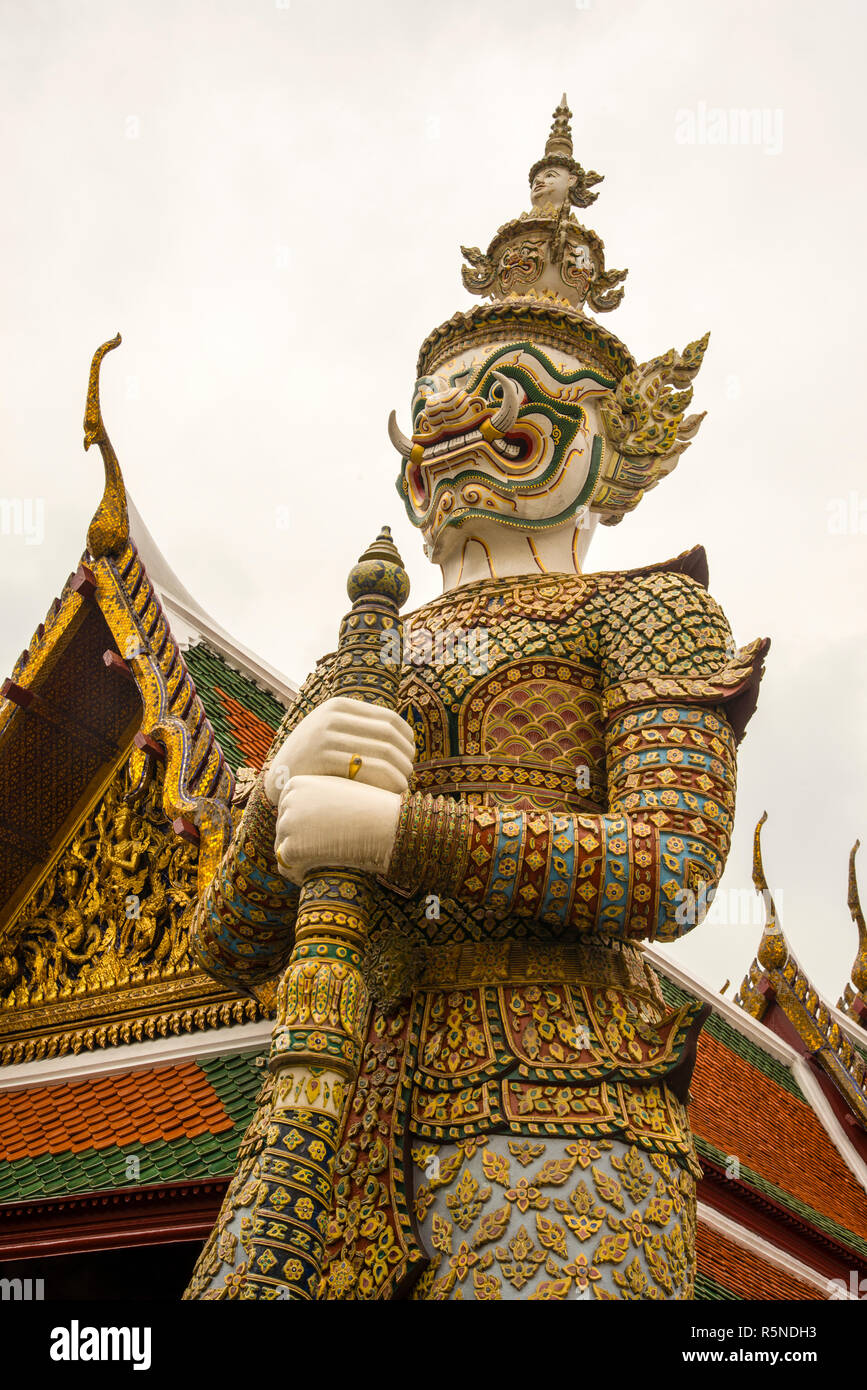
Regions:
[[386, 791, 472, 897]]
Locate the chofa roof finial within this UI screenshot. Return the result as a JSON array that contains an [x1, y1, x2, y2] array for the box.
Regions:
[[847, 840, 867, 994], [84, 334, 130, 560], [753, 812, 788, 970]]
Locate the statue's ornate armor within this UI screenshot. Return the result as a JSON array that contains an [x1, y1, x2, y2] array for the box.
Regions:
[[186, 551, 766, 1300]]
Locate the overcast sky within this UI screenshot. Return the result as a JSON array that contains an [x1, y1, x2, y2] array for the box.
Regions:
[[1, 0, 865, 1007]]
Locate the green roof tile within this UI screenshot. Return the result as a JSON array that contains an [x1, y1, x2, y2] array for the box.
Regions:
[[696, 1136, 867, 1261], [0, 1049, 267, 1204], [695, 1270, 739, 1300], [184, 644, 288, 774], [197, 1051, 266, 1124]]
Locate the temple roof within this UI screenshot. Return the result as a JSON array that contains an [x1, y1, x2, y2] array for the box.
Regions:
[[651, 947, 867, 1294], [735, 816, 867, 1140], [0, 1048, 262, 1200], [126, 493, 296, 706], [0, 338, 295, 1068]]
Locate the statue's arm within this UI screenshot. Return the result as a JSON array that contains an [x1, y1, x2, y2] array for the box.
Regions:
[[191, 660, 336, 992], [386, 573, 769, 943], [191, 777, 300, 992], [387, 704, 735, 941]]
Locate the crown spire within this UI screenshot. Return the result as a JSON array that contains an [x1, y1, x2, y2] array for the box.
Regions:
[[528, 93, 603, 210], [544, 93, 574, 161], [458, 95, 625, 317]]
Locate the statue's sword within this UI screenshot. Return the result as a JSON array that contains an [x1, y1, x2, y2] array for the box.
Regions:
[[244, 527, 410, 1300]]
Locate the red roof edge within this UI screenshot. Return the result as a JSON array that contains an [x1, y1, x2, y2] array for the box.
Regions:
[[0, 1180, 228, 1261], [700, 1157, 867, 1285]]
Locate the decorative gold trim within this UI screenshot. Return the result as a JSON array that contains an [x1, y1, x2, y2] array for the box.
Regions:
[[0, 991, 266, 1066]]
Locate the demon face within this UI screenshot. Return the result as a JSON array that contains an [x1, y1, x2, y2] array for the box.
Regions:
[[390, 342, 615, 564]]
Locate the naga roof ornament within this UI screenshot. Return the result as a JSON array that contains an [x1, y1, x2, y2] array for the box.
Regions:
[[838, 840, 867, 1027], [736, 816, 867, 1131]]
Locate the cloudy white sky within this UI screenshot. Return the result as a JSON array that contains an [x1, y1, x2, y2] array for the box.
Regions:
[[1, 0, 865, 1006]]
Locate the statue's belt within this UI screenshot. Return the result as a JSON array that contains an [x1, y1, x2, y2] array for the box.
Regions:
[[414, 936, 663, 1002]]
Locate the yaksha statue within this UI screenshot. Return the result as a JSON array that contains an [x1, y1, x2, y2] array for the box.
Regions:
[[186, 96, 769, 1301]]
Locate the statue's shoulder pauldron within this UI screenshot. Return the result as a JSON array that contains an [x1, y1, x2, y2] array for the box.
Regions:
[[594, 548, 730, 680], [588, 545, 769, 743]]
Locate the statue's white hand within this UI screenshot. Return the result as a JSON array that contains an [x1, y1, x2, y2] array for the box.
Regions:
[[274, 775, 401, 886], [264, 696, 415, 805]]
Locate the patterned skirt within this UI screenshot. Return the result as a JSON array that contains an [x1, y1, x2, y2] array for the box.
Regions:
[[186, 1074, 698, 1301], [409, 1133, 696, 1300]]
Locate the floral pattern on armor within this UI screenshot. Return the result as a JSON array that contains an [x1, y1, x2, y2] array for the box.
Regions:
[[409, 1134, 696, 1300]]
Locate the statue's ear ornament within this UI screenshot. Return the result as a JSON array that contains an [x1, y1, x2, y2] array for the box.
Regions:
[[593, 334, 710, 525]]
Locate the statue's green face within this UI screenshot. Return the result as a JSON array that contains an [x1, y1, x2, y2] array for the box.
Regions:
[[392, 343, 614, 553]]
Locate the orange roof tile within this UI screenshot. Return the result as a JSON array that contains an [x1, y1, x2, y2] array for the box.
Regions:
[[697, 1219, 822, 1299], [0, 1061, 233, 1161], [214, 686, 278, 770], [691, 1032, 867, 1241]]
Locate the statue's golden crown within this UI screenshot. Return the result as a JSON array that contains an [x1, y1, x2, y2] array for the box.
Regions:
[[412, 95, 709, 529], [417, 95, 632, 382]]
